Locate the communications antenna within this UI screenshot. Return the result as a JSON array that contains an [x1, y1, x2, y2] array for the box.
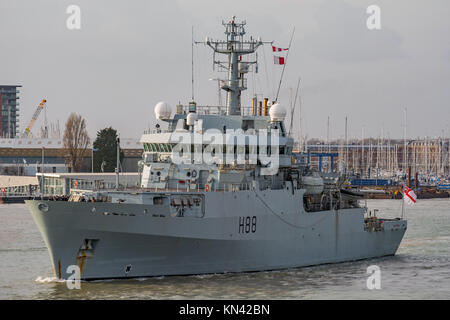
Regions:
[[196, 16, 272, 115]]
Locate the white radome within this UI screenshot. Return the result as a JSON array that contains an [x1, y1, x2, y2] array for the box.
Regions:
[[186, 112, 198, 126], [154, 101, 172, 120], [269, 103, 286, 121]]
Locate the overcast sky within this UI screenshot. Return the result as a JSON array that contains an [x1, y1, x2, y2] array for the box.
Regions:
[[1, 0, 449, 141]]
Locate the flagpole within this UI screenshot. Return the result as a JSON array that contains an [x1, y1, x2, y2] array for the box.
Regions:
[[275, 27, 295, 102], [401, 187, 404, 219]]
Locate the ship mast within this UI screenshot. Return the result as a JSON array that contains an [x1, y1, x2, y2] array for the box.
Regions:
[[200, 17, 269, 116]]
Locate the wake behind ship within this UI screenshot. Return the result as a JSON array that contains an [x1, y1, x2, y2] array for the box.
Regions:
[[26, 17, 407, 280]]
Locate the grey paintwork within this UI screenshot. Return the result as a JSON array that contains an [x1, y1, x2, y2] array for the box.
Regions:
[[26, 188, 406, 280]]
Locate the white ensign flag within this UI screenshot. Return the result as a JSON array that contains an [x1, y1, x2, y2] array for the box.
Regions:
[[403, 185, 417, 206]]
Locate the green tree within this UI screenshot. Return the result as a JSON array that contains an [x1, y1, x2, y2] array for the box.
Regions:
[[93, 127, 124, 172]]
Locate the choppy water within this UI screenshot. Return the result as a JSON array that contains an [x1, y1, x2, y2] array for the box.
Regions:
[[0, 199, 449, 299]]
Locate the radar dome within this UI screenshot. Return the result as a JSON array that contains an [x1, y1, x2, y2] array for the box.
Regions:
[[186, 112, 198, 126], [154, 101, 172, 120], [269, 103, 286, 121]]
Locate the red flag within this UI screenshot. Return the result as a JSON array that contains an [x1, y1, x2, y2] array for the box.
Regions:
[[272, 45, 288, 52], [273, 56, 285, 65]]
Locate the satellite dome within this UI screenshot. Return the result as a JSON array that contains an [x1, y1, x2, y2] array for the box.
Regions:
[[269, 103, 286, 121], [154, 101, 172, 120], [186, 112, 198, 126]]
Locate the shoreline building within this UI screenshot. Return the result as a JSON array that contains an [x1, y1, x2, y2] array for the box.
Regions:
[[0, 137, 143, 175], [0, 85, 22, 138]]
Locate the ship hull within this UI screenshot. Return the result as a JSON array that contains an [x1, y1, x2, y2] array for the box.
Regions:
[[26, 191, 407, 280]]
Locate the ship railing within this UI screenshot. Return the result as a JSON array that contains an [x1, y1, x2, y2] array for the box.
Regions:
[[212, 42, 259, 53], [0, 183, 38, 197], [178, 105, 255, 116], [52, 182, 257, 197], [181, 105, 225, 115], [143, 129, 172, 134], [142, 182, 254, 193], [0, 191, 32, 197]]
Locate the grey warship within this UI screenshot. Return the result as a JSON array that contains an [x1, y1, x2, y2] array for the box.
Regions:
[[26, 17, 407, 280]]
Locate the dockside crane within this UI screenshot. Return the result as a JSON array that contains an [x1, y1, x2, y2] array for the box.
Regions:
[[22, 99, 47, 138]]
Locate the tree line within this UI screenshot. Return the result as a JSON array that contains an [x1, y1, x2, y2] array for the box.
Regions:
[[63, 113, 124, 172]]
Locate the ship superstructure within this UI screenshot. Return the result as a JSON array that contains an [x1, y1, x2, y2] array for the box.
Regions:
[[26, 17, 407, 280]]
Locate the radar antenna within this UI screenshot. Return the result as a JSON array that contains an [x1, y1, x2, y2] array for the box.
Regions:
[[196, 17, 272, 116]]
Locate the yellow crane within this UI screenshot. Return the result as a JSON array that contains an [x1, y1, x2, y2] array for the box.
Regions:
[[22, 99, 47, 138]]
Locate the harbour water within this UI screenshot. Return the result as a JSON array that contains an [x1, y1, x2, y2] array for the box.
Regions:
[[1, 199, 449, 300]]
